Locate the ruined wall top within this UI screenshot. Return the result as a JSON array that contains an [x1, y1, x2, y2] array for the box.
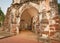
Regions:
[[12, 0, 20, 4], [12, 0, 45, 4], [12, 0, 57, 4]]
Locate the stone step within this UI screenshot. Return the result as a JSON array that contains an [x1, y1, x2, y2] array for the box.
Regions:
[[0, 31, 13, 39]]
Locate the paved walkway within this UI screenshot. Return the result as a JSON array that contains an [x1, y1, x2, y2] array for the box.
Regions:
[[0, 31, 40, 43], [0, 30, 60, 43]]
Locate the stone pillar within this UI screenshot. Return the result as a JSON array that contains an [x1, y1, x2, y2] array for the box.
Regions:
[[37, 0, 60, 43], [10, 5, 20, 35], [48, 0, 60, 36], [15, 9, 20, 34], [38, 0, 60, 38], [3, 7, 11, 32]]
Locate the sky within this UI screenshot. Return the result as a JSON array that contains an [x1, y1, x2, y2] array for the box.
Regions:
[[0, 0, 12, 14], [0, 0, 60, 15], [58, 0, 60, 3]]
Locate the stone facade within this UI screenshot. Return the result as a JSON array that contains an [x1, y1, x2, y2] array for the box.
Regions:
[[3, 0, 60, 39]]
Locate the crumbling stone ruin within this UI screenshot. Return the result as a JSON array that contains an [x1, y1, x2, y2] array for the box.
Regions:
[[3, 0, 60, 42]]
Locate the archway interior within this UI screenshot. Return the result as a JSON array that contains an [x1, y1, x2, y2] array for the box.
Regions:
[[20, 7, 38, 31]]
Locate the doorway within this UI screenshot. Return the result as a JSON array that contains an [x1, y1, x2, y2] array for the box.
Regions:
[[20, 10, 32, 31], [19, 7, 38, 32]]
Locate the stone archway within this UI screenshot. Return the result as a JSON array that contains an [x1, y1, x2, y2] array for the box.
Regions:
[[19, 6, 39, 32], [3, 1, 60, 40], [20, 9, 32, 31]]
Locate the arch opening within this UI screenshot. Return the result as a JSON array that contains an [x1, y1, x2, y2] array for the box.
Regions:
[[19, 7, 38, 32]]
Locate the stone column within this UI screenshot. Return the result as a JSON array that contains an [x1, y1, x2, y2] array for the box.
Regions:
[[15, 9, 20, 34], [37, 0, 60, 43], [48, 0, 60, 36], [3, 7, 11, 32]]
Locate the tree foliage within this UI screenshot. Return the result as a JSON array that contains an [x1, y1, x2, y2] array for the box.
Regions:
[[0, 8, 5, 22], [58, 4, 60, 13]]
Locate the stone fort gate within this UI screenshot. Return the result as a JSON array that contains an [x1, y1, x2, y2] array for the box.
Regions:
[[3, 0, 60, 38]]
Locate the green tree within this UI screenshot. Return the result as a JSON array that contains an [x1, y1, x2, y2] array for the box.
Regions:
[[0, 7, 5, 27], [58, 4, 60, 13]]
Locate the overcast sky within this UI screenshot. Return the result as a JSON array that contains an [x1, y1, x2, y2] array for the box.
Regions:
[[0, 0, 60, 15]]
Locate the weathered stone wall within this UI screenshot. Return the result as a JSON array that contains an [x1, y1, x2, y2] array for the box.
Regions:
[[3, 7, 11, 32], [3, 0, 60, 37]]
